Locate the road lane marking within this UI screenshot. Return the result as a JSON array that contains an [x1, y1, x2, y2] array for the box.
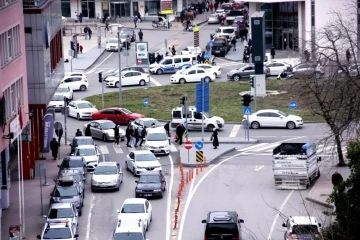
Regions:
[[229, 125, 241, 138], [113, 145, 123, 154], [85, 69, 95, 74], [99, 145, 109, 154], [166, 155, 174, 240], [237, 143, 273, 152], [254, 165, 265, 171], [177, 136, 307, 240], [267, 190, 294, 240], [251, 142, 293, 152], [93, 52, 114, 69], [85, 194, 96, 240], [169, 143, 178, 152], [150, 77, 162, 86]]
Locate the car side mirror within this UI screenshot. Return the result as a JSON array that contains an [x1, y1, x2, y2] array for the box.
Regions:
[[43, 215, 47, 218], [282, 223, 286, 227], [116, 209, 120, 213], [201, 219, 206, 223], [135, 180, 138, 183], [74, 234, 79, 237], [37, 235, 41, 239], [69, 144, 72, 147], [238, 219, 244, 223], [157, 158, 160, 160], [318, 223, 322, 227], [57, 165, 60, 167]]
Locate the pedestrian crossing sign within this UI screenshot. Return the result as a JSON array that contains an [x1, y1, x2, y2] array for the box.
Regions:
[[243, 106, 252, 115]]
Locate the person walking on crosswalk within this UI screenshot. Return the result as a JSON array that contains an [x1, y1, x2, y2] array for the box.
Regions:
[[125, 124, 134, 148], [85, 124, 92, 137], [139, 126, 147, 147], [134, 127, 141, 147], [113, 125, 121, 147]]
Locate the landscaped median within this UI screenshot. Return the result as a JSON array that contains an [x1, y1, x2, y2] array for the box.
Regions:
[[84, 81, 322, 122]]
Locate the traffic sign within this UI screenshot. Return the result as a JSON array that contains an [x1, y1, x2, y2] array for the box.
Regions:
[[243, 106, 252, 115], [54, 122, 63, 130], [143, 98, 149, 107], [195, 141, 204, 150], [196, 151, 204, 162], [289, 101, 297, 109], [195, 82, 210, 112], [184, 120, 188, 128], [184, 140, 193, 150]]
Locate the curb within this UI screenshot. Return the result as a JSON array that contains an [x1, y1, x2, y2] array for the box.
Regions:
[[305, 196, 334, 209], [182, 147, 236, 167], [156, 119, 325, 124], [224, 57, 243, 62], [72, 43, 107, 71]]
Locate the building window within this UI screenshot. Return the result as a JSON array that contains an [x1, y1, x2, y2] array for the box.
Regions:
[[61, 0, 71, 17], [50, 31, 63, 72], [0, 0, 17, 10], [2, 77, 24, 120], [0, 24, 21, 68], [81, 0, 95, 18], [311, 0, 315, 27], [145, 1, 160, 16]]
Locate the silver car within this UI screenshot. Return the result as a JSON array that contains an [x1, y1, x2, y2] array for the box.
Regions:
[[132, 117, 162, 130], [83, 120, 125, 142], [119, 33, 131, 45], [44, 203, 79, 230], [91, 162, 123, 191], [208, 14, 219, 24]]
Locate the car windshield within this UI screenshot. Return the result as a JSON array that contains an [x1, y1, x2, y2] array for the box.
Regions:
[[147, 133, 167, 141], [53, 186, 78, 197], [77, 103, 94, 109], [42, 228, 72, 239], [94, 166, 117, 175], [120, 34, 129, 38], [51, 95, 63, 101], [74, 139, 94, 146], [76, 148, 96, 156], [229, 11, 243, 16], [206, 223, 238, 234], [278, 111, 289, 117], [56, 88, 69, 93], [139, 175, 160, 183], [223, 28, 234, 33], [121, 108, 132, 114], [136, 153, 157, 161], [121, 203, 145, 213], [292, 225, 319, 235], [108, 39, 118, 43], [101, 122, 116, 130], [213, 42, 224, 46], [113, 232, 143, 240], [143, 120, 161, 128], [203, 112, 214, 118], [48, 208, 74, 219], [62, 160, 83, 168]]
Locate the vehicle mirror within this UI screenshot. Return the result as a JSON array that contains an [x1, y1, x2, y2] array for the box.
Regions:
[[69, 144, 72, 147], [201, 219, 206, 223], [318, 223, 322, 227], [162, 180, 166, 183], [71, 154, 75, 156], [57, 165, 60, 168], [135, 180, 138, 183], [282, 223, 286, 227], [74, 234, 79, 237], [116, 209, 120, 213], [317, 157, 322, 162], [239, 219, 244, 223], [37, 235, 41, 239], [43, 215, 47, 218], [157, 158, 160, 160]]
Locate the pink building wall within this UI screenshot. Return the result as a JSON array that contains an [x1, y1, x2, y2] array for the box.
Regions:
[[0, 2, 29, 152]]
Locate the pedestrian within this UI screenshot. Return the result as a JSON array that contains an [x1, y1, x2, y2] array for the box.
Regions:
[[50, 138, 59, 160], [156, 53, 162, 63], [84, 26, 89, 39], [197, 53, 202, 64], [77, 42, 80, 54], [164, 121, 171, 144], [171, 45, 176, 55], [130, 125, 135, 146], [133, 16, 138, 28], [75, 129, 83, 136], [175, 123, 185, 145], [138, 29, 143, 41], [304, 50, 310, 62], [211, 128, 219, 149], [139, 126, 147, 147], [79, 12, 83, 23], [126, 124, 134, 147], [271, 47, 276, 59], [209, 2, 214, 13], [74, 12, 78, 23], [137, 12, 142, 22], [332, 171, 343, 186], [55, 128, 63, 146], [79, 45, 83, 53], [105, 17, 110, 31], [231, 37, 237, 51], [85, 124, 91, 136], [346, 49, 351, 63], [214, 2, 218, 11], [113, 125, 121, 147], [134, 127, 141, 147], [88, 27, 92, 39], [206, 1, 209, 12], [248, 38, 252, 47], [180, 11, 184, 23]]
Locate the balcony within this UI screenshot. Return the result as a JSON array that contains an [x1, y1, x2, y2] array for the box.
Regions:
[[23, 0, 48, 8]]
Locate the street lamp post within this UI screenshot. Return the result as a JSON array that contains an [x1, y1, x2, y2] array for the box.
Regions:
[[117, 27, 123, 106]]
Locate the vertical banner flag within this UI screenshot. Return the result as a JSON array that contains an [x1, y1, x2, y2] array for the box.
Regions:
[[42, 113, 54, 153], [135, 42, 149, 66]]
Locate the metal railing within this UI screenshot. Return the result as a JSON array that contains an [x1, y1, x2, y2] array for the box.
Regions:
[[23, 0, 48, 8]]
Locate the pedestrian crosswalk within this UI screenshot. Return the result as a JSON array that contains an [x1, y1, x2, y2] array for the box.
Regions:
[[97, 143, 179, 155], [237, 143, 347, 157]]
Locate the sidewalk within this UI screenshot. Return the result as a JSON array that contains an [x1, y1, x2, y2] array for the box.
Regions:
[[1, 145, 71, 240], [306, 159, 351, 209]]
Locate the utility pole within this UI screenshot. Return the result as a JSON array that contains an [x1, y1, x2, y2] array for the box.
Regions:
[[201, 79, 204, 141], [63, 97, 68, 145], [117, 27, 123, 106]]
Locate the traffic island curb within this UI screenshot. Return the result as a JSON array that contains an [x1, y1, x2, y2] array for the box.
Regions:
[[182, 147, 237, 167], [305, 196, 334, 209]]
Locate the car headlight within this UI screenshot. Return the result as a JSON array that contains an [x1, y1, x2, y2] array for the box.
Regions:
[[216, 120, 221, 123], [110, 179, 117, 184], [153, 189, 162, 192], [92, 179, 98, 184]]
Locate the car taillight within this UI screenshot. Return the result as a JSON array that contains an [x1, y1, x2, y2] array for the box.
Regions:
[[204, 236, 208, 240], [287, 233, 297, 239], [237, 235, 240, 240]]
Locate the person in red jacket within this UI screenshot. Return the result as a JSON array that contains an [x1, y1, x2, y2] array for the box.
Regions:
[[209, 2, 214, 13]]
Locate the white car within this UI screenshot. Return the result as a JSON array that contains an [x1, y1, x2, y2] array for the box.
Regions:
[[282, 216, 322, 240], [55, 84, 73, 100], [265, 61, 292, 76], [65, 72, 87, 79], [72, 145, 100, 172], [179, 64, 222, 77], [37, 219, 78, 240], [215, 9, 225, 17], [106, 38, 122, 52], [68, 100, 98, 120], [144, 127, 170, 155], [117, 198, 152, 231], [208, 14, 220, 24], [105, 71, 149, 87], [244, 109, 303, 130], [48, 94, 65, 111], [181, 46, 202, 59], [61, 75, 89, 91], [171, 68, 216, 84], [125, 150, 162, 176], [44, 203, 79, 227]]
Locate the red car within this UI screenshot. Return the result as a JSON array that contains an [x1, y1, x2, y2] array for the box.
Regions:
[[91, 107, 144, 125]]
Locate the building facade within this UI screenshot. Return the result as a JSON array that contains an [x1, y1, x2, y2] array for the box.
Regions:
[[0, 0, 30, 236], [23, 0, 64, 180]]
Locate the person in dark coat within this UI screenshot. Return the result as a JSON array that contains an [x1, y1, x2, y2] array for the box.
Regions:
[[346, 49, 351, 63], [138, 29, 143, 41], [50, 138, 59, 160], [134, 127, 141, 147], [75, 129, 83, 136], [211, 128, 219, 149], [171, 45, 176, 56], [139, 126, 147, 147], [113, 125, 121, 146], [175, 123, 185, 145], [55, 128, 63, 146], [126, 124, 134, 147], [332, 171, 343, 186], [85, 124, 92, 136], [271, 47, 276, 59], [164, 121, 171, 144]]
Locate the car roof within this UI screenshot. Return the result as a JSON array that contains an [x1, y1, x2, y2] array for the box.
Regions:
[[76, 145, 96, 149], [66, 72, 85, 75], [289, 216, 318, 225], [208, 211, 238, 223], [256, 109, 279, 113], [64, 156, 84, 161], [90, 119, 114, 124], [74, 136, 94, 140], [131, 150, 153, 154], [147, 127, 166, 134], [50, 203, 73, 209], [71, 100, 91, 104], [122, 70, 144, 74], [123, 198, 147, 204], [140, 171, 161, 176], [103, 107, 124, 111], [98, 162, 117, 167]]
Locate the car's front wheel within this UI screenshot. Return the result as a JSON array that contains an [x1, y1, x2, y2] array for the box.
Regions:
[[102, 134, 108, 142], [233, 74, 241, 81], [179, 78, 186, 84], [286, 121, 296, 129], [115, 82, 120, 88], [251, 121, 260, 129]]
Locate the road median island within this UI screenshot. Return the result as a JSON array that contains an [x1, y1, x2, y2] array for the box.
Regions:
[[84, 81, 324, 122]]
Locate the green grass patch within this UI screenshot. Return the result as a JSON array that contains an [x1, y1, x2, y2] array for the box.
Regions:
[[84, 81, 321, 122]]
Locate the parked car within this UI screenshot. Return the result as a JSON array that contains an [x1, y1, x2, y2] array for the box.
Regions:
[[55, 84, 73, 100], [61, 75, 88, 91], [92, 107, 144, 125], [227, 64, 271, 81], [67, 100, 98, 120], [106, 38, 122, 52], [44, 203, 79, 226], [244, 109, 303, 129], [83, 120, 125, 142]]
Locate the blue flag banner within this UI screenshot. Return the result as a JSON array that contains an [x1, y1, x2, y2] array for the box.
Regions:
[[42, 113, 54, 153]]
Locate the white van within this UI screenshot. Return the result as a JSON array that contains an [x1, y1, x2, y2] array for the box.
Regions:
[[171, 106, 225, 131], [215, 27, 236, 39], [149, 55, 193, 75]]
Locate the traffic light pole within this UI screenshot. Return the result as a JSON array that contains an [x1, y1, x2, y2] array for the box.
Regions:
[[247, 114, 250, 141], [201, 80, 205, 141], [101, 73, 104, 109], [63, 97, 68, 145], [117, 30, 123, 106], [254, 76, 257, 112]]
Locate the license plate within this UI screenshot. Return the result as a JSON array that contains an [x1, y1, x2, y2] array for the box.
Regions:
[[144, 194, 152, 197], [100, 185, 107, 187], [215, 51, 220, 53], [154, 150, 161, 152]]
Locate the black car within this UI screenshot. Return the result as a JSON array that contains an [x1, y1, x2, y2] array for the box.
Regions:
[[121, 28, 136, 42], [135, 171, 166, 198], [70, 136, 95, 154], [50, 178, 84, 216], [57, 169, 86, 197], [212, 41, 230, 57], [202, 211, 245, 240], [58, 156, 87, 178]]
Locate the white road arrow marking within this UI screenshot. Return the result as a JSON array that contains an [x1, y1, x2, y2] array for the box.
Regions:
[[254, 165, 264, 171]]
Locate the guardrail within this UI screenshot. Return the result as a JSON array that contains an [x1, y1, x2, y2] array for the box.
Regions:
[[23, 0, 48, 8]]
